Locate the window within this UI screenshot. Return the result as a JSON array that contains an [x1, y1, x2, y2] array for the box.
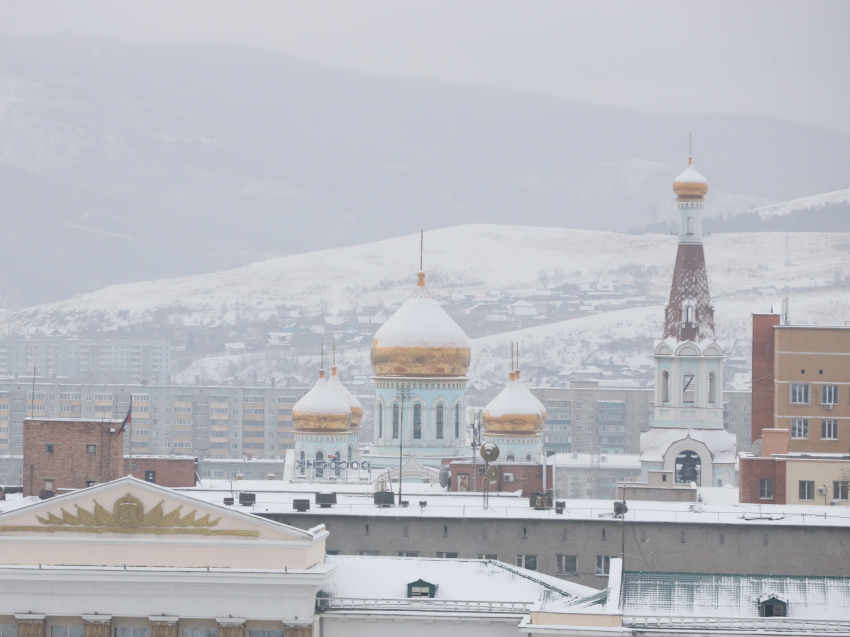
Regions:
[[398, 551, 419, 557], [557, 555, 578, 575], [44, 480, 54, 491], [315, 451, 324, 478], [86, 444, 96, 455], [436, 404, 444, 439], [759, 599, 787, 618], [357, 550, 379, 555], [409, 585, 432, 598], [299, 450, 305, 475], [115, 629, 151, 637], [682, 371, 695, 405], [413, 404, 422, 439], [516, 554, 537, 570], [595, 555, 613, 576], [834, 481, 849, 501], [182, 630, 217, 637], [392, 404, 400, 438], [477, 553, 497, 560], [45, 444, 55, 454], [455, 403, 460, 438], [799, 480, 815, 501], [708, 372, 717, 406], [0, 625, 18, 637], [822, 420, 839, 440], [248, 632, 283, 637], [506, 453, 515, 462], [51, 629, 84, 637], [822, 385, 839, 405], [436, 552, 458, 558], [759, 479, 775, 500], [377, 404, 383, 438], [791, 419, 809, 439], [790, 383, 810, 404], [660, 370, 670, 405]]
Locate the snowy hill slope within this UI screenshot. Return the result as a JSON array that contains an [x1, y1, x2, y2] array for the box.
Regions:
[[10, 225, 850, 332], [750, 189, 850, 219]]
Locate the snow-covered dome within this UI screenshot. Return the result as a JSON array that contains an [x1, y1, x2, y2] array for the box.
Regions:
[[292, 369, 352, 432], [673, 158, 709, 199], [482, 370, 547, 434], [371, 272, 471, 377], [328, 366, 363, 427]]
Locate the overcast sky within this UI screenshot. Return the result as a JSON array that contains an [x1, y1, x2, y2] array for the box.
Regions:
[[2, 1, 849, 133]]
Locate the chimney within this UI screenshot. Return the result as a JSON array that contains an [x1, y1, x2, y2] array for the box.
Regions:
[[762, 429, 790, 457]]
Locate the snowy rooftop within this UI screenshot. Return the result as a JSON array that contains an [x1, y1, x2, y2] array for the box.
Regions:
[[641, 427, 737, 463], [162, 482, 850, 528], [553, 452, 641, 469], [322, 555, 594, 604], [621, 571, 850, 621]]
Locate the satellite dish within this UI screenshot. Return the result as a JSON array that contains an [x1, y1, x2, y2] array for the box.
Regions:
[[486, 465, 502, 483], [439, 465, 450, 488], [480, 442, 500, 462], [614, 501, 629, 516]]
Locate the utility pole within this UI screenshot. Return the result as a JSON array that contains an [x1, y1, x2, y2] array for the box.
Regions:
[[396, 384, 414, 505]]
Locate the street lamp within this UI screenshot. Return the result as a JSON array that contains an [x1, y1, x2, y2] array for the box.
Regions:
[[395, 384, 414, 505]]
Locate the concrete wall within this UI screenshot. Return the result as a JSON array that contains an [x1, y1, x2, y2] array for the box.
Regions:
[[23, 418, 124, 496], [125, 456, 197, 487], [739, 456, 787, 504], [261, 511, 850, 589], [449, 462, 551, 497], [752, 314, 780, 443], [615, 485, 696, 502]]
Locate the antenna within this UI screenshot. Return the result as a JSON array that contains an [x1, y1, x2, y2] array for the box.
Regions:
[[511, 343, 514, 371], [333, 338, 336, 366], [320, 341, 324, 369], [419, 229, 424, 271]]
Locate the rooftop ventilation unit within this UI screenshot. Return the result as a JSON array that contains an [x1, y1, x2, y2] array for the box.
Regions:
[[316, 492, 337, 508], [223, 497, 234, 506], [374, 491, 395, 507], [238, 492, 256, 506], [293, 499, 310, 512]]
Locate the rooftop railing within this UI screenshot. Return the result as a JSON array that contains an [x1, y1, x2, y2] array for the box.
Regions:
[[317, 598, 531, 614], [624, 615, 850, 633]]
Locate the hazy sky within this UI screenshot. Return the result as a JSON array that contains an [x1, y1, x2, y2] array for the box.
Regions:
[[2, 1, 849, 133]]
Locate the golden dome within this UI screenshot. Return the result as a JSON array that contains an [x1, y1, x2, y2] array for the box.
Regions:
[[292, 369, 352, 432], [483, 370, 547, 434], [673, 158, 709, 199], [371, 272, 471, 377], [328, 366, 363, 427]]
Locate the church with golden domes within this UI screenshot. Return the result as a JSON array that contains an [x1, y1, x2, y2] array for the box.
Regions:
[[367, 270, 472, 468], [481, 369, 547, 463]]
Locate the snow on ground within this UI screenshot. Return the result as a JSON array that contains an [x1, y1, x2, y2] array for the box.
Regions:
[[9, 226, 849, 331], [747, 188, 850, 218]]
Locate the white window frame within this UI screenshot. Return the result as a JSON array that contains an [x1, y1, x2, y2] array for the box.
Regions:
[[791, 419, 809, 439], [798, 480, 815, 501], [821, 385, 839, 405], [822, 419, 839, 440], [557, 554, 578, 575], [595, 555, 612, 576], [759, 478, 774, 500], [790, 383, 810, 405]]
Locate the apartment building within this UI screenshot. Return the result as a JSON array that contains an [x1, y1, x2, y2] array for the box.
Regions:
[[531, 382, 751, 456], [772, 325, 850, 453], [0, 379, 310, 461], [0, 339, 171, 382]]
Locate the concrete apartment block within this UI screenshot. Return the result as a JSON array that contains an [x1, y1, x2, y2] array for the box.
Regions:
[[23, 417, 124, 496]]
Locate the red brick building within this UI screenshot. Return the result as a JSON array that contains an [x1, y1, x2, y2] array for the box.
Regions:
[[23, 417, 124, 496], [124, 455, 197, 487], [751, 313, 781, 443], [448, 461, 553, 498]]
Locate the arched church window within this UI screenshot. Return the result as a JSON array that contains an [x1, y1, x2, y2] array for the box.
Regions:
[[436, 404, 444, 439], [392, 404, 400, 439], [377, 404, 383, 438], [316, 451, 324, 478], [299, 451, 305, 475], [525, 454, 532, 462], [661, 370, 670, 405], [334, 451, 341, 477], [506, 453, 516, 462], [413, 404, 422, 439], [675, 450, 700, 484], [348, 445, 353, 462], [708, 372, 717, 407], [683, 370, 695, 405], [454, 404, 460, 438], [687, 216, 694, 235]]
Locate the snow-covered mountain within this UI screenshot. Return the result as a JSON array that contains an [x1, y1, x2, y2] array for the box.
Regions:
[[1, 35, 849, 307], [8, 225, 850, 386], [749, 188, 850, 218]]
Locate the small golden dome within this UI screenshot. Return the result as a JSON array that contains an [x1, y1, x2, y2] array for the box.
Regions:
[[329, 366, 363, 427], [292, 369, 352, 432], [673, 158, 709, 199], [483, 369, 547, 435], [371, 271, 471, 377]]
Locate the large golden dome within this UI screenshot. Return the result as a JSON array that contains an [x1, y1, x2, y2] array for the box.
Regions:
[[292, 369, 352, 432], [371, 272, 471, 377], [328, 366, 363, 427], [483, 370, 547, 434], [673, 158, 709, 199]]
